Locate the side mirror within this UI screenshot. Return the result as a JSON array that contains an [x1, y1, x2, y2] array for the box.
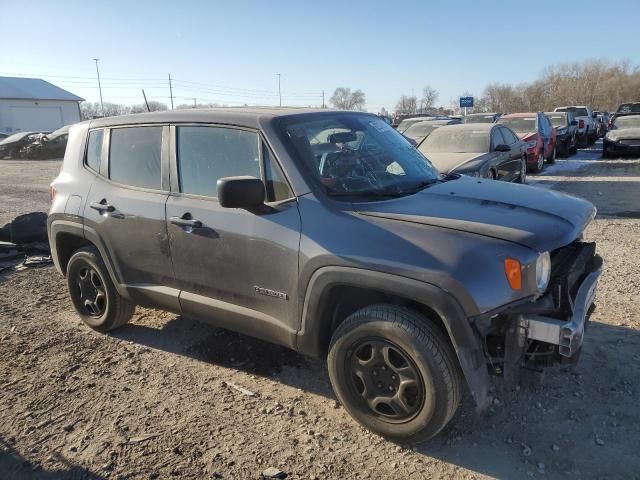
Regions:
[[570, 120, 578, 126], [494, 144, 511, 152], [217, 176, 265, 209]]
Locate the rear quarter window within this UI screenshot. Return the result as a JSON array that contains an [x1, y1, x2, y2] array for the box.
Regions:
[[85, 130, 103, 172]]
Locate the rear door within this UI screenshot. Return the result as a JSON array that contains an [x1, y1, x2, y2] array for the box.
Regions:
[[165, 124, 301, 345], [83, 125, 179, 310]]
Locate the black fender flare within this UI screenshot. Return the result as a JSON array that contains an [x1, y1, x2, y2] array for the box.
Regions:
[[48, 218, 133, 301], [297, 266, 491, 410]]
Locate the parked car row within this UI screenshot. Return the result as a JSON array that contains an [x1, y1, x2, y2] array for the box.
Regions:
[[0, 125, 71, 160]]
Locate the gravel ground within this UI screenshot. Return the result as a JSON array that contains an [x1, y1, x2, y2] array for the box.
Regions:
[[1, 146, 639, 479]]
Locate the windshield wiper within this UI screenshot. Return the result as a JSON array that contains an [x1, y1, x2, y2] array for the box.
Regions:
[[327, 190, 407, 199], [402, 179, 441, 194]]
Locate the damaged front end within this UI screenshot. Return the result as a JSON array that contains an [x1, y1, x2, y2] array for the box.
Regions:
[[476, 241, 603, 384]]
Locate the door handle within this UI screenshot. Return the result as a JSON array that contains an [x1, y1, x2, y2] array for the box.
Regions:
[[170, 216, 202, 228], [89, 200, 115, 213]]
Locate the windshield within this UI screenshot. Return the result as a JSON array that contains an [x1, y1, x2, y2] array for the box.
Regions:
[[419, 127, 488, 153], [403, 122, 442, 141], [556, 107, 589, 117], [613, 115, 640, 129], [279, 113, 440, 200], [547, 114, 568, 128], [465, 115, 495, 123], [498, 117, 536, 133], [617, 103, 640, 114], [397, 117, 431, 133]]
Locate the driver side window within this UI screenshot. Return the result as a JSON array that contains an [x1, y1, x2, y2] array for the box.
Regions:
[[491, 129, 506, 149]]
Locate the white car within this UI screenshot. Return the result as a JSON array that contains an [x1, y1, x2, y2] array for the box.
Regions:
[[554, 106, 597, 147]]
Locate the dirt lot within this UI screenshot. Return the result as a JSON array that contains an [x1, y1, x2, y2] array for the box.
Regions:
[[1, 147, 639, 479]]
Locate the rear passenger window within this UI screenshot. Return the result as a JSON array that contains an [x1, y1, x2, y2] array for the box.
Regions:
[[86, 129, 103, 172], [177, 126, 260, 197], [109, 126, 162, 189]]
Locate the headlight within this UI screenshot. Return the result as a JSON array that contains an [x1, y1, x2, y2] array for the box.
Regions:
[[605, 133, 618, 142], [535, 252, 551, 292], [557, 127, 567, 135], [527, 140, 537, 149]]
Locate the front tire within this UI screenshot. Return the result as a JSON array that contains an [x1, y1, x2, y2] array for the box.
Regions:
[[67, 246, 135, 332], [516, 156, 527, 184], [530, 151, 544, 173], [328, 305, 462, 443], [546, 145, 556, 163]]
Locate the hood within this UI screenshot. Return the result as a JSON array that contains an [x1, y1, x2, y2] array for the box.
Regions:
[[423, 152, 485, 173], [355, 176, 595, 252], [609, 127, 640, 139]]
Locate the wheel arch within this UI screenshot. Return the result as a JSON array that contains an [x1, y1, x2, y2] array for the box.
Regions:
[[297, 266, 491, 410], [48, 219, 131, 300]]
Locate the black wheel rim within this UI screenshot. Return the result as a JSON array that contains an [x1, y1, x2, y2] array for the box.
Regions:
[[345, 338, 424, 423], [76, 266, 106, 316]]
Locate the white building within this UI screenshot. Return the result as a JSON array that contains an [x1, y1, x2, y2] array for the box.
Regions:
[[0, 76, 84, 134]]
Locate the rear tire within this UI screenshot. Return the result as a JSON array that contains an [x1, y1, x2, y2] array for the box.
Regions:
[[328, 305, 462, 443], [66, 246, 135, 332]]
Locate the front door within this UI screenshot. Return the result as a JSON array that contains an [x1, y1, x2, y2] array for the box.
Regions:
[[165, 125, 301, 345], [497, 126, 523, 181]]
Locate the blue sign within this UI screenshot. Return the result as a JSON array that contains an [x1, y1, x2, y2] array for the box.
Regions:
[[460, 96, 474, 108]]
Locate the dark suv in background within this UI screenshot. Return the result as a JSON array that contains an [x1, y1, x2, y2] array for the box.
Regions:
[[545, 111, 578, 157], [48, 108, 602, 442]]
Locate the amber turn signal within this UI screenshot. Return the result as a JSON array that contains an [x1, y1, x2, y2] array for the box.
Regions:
[[504, 258, 522, 290]]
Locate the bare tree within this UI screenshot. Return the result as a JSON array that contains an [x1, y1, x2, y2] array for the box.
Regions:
[[130, 101, 168, 114], [330, 87, 366, 111], [80, 101, 132, 120], [395, 95, 418, 114], [477, 59, 640, 112], [420, 86, 439, 113]]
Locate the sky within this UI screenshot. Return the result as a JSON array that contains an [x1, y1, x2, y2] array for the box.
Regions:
[[2, 0, 639, 113]]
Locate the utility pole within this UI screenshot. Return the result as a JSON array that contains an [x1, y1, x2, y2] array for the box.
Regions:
[[277, 73, 281, 107], [322, 90, 325, 108], [168, 74, 174, 110], [193, 97, 196, 108], [92, 58, 104, 117]]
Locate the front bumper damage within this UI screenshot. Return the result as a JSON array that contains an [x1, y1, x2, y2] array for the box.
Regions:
[[524, 259, 602, 357], [476, 241, 603, 384]]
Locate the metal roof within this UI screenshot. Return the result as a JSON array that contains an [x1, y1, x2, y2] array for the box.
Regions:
[[87, 107, 365, 129], [0, 76, 84, 102]]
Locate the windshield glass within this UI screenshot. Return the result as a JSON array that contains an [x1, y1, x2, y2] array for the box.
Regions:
[[613, 115, 640, 129], [419, 127, 488, 153], [403, 122, 442, 140], [547, 114, 568, 128], [279, 113, 440, 200], [617, 103, 640, 114], [498, 117, 536, 133], [556, 107, 588, 117], [465, 115, 495, 123]]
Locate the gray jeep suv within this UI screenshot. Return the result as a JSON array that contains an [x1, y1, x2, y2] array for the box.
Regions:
[[48, 108, 602, 442]]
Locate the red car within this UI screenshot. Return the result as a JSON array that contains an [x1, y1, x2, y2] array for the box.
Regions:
[[498, 113, 557, 172]]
